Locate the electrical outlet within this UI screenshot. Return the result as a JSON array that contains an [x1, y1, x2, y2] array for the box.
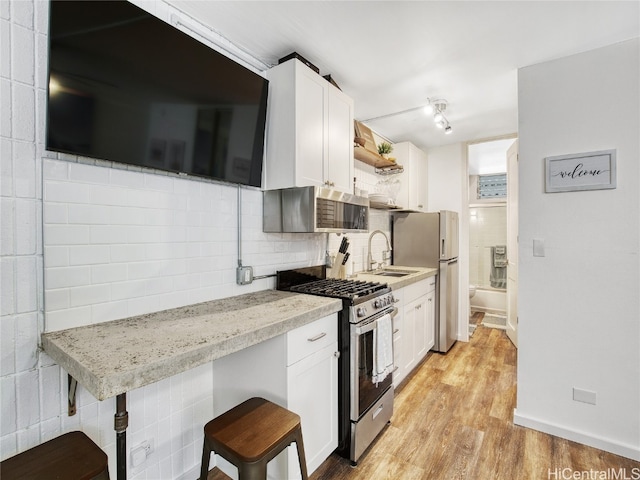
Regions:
[[130, 439, 154, 473], [236, 266, 253, 285]]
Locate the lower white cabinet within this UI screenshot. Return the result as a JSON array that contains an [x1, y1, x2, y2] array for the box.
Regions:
[[392, 277, 436, 388], [211, 314, 339, 480]]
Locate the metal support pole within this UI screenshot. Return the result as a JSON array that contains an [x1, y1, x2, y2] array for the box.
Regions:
[[114, 393, 128, 480]]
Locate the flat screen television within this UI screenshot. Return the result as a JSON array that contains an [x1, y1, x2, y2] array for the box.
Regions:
[[46, 0, 268, 188]]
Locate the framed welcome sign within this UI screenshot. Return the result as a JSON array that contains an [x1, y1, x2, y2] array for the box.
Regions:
[[545, 149, 616, 193]]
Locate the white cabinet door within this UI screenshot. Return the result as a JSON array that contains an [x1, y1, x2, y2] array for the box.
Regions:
[[410, 144, 428, 212], [287, 343, 338, 477], [326, 86, 354, 193], [394, 141, 428, 211], [295, 66, 326, 188], [401, 299, 417, 374], [413, 295, 429, 361]]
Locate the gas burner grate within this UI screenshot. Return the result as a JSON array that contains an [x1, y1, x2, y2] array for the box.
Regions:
[[290, 278, 387, 301]]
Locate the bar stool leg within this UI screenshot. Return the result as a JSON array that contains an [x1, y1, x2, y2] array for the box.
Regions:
[[199, 438, 211, 480], [293, 428, 309, 480], [238, 462, 268, 480]]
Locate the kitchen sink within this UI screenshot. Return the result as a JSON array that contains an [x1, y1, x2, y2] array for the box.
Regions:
[[372, 269, 417, 277]]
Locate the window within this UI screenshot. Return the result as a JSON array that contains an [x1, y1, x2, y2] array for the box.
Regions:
[[478, 174, 507, 199]]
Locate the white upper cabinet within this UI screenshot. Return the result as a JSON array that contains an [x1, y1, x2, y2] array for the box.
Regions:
[[394, 141, 428, 211], [264, 59, 354, 194]]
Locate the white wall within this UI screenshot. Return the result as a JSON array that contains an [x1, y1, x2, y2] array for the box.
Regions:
[[0, 2, 392, 478], [426, 143, 469, 341], [515, 38, 640, 460]]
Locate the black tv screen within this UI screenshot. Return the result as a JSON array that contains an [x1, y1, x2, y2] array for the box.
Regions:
[[47, 0, 268, 187]]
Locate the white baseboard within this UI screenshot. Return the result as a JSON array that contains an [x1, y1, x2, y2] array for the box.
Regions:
[[513, 409, 640, 461]]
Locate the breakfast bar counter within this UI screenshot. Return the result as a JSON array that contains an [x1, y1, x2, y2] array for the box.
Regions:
[[42, 289, 342, 401], [41, 289, 342, 480]]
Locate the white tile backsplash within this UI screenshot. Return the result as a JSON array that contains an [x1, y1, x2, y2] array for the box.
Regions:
[[10, 23, 34, 85], [14, 312, 37, 372], [12, 83, 35, 142], [469, 205, 507, 288], [15, 369, 39, 430]]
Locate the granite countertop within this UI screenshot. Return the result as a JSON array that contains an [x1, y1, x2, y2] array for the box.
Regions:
[[41, 290, 342, 401], [354, 265, 438, 290]]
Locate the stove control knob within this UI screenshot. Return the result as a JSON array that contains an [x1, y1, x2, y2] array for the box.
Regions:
[[373, 300, 381, 309], [357, 307, 367, 317]]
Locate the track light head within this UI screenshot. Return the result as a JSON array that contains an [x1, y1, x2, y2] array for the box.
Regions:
[[432, 100, 448, 113]]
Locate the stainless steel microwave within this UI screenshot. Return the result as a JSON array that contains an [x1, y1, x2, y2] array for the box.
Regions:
[[263, 186, 369, 233]]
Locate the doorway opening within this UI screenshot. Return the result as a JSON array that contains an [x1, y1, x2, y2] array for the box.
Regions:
[[467, 136, 517, 340]]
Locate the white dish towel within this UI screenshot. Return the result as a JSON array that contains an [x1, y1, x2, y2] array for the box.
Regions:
[[372, 314, 394, 385]]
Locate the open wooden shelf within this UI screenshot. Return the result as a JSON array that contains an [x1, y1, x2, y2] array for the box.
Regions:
[[354, 146, 403, 172]]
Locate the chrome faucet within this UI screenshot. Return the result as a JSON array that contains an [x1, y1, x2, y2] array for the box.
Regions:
[[367, 230, 392, 271]]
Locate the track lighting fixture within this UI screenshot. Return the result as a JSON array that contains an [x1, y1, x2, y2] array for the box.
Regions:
[[359, 97, 454, 136], [425, 99, 452, 134]]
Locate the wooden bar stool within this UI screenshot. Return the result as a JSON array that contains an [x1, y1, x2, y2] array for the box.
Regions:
[[0, 430, 109, 480], [200, 397, 308, 480]]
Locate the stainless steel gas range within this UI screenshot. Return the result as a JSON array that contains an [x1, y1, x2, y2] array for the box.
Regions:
[[277, 266, 396, 465]]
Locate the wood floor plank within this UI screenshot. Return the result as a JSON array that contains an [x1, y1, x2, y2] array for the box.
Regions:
[[208, 325, 639, 480]]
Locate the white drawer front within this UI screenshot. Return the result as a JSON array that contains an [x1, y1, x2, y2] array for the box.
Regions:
[[287, 314, 338, 365], [404, 278, 430, 304]]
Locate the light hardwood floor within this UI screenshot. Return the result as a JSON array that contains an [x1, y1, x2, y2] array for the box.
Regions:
[[208, 325, 640, 480]]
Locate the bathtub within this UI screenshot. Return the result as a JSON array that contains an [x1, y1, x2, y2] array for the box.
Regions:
[[470, 287, 506, 315]]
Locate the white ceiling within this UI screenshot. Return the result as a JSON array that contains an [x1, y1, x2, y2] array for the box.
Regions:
[[169, 1, 639, 151]]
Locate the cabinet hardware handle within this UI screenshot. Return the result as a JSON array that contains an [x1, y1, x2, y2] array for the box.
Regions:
[[307, 332, 327, 342], [334, 351, 341, 358], [372, 403, 385, 419]]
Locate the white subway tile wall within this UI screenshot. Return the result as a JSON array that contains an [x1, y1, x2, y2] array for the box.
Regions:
[[468, 205, 507, 288], [1, 2, 394, 478]]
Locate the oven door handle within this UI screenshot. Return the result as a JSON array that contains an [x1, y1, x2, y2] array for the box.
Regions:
[[355, 311, 393, 335], [355, 320, 377, 335]]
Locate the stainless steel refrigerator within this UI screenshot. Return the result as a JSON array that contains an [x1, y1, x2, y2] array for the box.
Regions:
[[391, 210, 459, 353]]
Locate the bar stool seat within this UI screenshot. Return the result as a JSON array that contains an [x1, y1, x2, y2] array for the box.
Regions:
[[0, 430, 109, 480], [200, 397, 308, 480]]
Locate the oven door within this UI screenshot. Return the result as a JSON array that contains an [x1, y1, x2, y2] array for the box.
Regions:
[[350, 310, 395, 421]]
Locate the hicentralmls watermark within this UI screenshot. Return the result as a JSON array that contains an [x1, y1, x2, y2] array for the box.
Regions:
[[548, 468, 640, 480]]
